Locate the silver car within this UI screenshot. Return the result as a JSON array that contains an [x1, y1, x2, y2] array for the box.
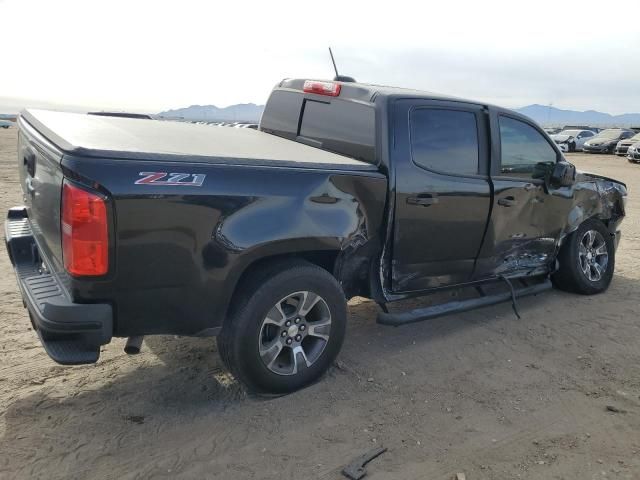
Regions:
[[615, 132, 640, 156], [627, 142, 640, 163]]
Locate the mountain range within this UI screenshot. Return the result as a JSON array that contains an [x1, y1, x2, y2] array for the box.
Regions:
[[157, 103, 640, 127], [514, 104, 640, 127], [158, 103, 264, 122]]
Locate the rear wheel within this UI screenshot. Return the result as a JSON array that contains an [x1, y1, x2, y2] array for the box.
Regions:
[[552, 219, 615, 294], [218, 260, 346, 394]]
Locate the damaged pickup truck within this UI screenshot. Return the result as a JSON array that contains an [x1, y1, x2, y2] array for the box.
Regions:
[[5, 79, 627, 393]]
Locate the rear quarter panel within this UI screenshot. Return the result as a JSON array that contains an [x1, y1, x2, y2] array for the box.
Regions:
[[62, 155, 387, 336]]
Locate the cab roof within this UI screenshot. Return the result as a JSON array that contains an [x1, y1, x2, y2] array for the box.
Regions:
[[277, 78, 490, 107]]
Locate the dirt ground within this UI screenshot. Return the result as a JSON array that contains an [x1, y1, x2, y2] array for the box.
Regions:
[[0, 126, 639, 480]]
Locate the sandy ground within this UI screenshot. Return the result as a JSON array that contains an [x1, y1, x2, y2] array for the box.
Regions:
[[0, 125, 639, 480]]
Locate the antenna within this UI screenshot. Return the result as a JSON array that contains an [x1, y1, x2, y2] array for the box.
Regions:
[[328, 47, 356, 83], [329, 47, 340, 78]]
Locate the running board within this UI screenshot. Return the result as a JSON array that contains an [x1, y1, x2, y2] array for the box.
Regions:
[[377, 279, 552, 326]]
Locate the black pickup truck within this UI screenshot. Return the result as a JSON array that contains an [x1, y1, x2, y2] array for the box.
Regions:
[[5, 79, 627, 393]]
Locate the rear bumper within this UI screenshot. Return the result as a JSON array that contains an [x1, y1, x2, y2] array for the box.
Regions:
[[5, 207, 112, 365]]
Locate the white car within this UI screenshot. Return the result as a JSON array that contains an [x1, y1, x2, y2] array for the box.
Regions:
[[615, 132, 640, 156], [550, 129, 596, 152], [627, 142, 640, 163]]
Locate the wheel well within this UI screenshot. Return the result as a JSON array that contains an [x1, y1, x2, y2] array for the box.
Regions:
[[235, 251, 339, 292], [222, 251, 340, 326]]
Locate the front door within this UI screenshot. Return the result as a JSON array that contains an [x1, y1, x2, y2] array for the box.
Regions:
[[474, 111, 574, 279], [391, 99, 492, 293]]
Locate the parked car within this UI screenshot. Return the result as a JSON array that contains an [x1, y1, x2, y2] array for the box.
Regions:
[[544, 127, 561, 135], [615, 132, 640, 156], [550, 129, 595, 152], [583, 129, 635, 154], [5, 79, 627, 393], [562, 125, 600, 134], [0, 120, 13, 129], [627, 142, 640, 163]]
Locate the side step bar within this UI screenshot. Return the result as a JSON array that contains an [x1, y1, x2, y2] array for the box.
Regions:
[[377, 279, 552, 326]]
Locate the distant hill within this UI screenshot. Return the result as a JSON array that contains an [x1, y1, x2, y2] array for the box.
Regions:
[[515, 104, 640, 127], [158, 103, 264, 122]]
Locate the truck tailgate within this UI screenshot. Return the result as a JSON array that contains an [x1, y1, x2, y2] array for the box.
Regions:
[[17, 117, 65, 274]]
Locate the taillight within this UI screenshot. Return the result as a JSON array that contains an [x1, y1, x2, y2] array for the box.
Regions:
[[303, 80, 341, 97], [61, 181, 109, 276]]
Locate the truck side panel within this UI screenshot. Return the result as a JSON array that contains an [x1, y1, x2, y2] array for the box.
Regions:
[[61, 155, 387, 336]]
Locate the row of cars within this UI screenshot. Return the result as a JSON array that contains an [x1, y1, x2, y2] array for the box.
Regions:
[[191, 120, 259, 129], [547, 126, 640, 161]]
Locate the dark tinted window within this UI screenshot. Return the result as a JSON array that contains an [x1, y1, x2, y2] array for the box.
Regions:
[[582, 131, 594, 137], [499, 116, 556, 178], [259, 90, 303, 140], [410, 108, 479, 175], [299, 99, 376, 163]]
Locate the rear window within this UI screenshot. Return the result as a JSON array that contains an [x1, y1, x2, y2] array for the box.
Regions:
[[259, 90, 303, 141], [260, 90, 376, 163], [299, 99, 376, 163]]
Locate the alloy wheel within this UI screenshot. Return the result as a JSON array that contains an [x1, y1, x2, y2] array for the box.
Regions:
[[578, 229, 609, 282], [258, 291, 332, 375]]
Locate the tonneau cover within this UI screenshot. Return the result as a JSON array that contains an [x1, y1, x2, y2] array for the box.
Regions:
[[21, 109, 378, 171]]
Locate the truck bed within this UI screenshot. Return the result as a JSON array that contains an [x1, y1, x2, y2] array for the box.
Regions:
[[21, 109, 378, 171]]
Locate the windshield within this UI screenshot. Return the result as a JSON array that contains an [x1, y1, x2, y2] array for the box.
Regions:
[[559, 130, 580, 136], [596, 129, 625, 139]]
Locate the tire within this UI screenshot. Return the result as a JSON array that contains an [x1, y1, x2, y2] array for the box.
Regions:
[[217, 260, 347, 394], [552, 219, 615, 295]]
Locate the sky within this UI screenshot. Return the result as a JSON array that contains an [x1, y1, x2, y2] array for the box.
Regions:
[[1, 0, 639, 114]]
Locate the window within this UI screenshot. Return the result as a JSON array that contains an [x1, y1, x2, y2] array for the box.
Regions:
[[260, 90, 304, 140], [581, 131, 594, 137], [410, 109, 479, 175], [499, 116, 557, 178], [299, 99, 376, 163]]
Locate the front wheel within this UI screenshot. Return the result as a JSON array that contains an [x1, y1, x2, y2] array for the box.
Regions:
[[552, 219, 615, 295], [218, 260, 347, 394]]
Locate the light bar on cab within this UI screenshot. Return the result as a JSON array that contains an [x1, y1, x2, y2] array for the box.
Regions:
[[303, 80, 341, 97]]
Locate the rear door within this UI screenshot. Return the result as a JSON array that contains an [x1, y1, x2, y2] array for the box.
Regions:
[[391, 99, 492, 292]]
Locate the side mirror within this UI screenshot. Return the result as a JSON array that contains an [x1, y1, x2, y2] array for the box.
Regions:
[[550, 161, 576, 187]]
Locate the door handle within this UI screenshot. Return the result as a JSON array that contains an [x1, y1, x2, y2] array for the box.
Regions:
[[407, 193, 438, 206], [497, 196, 516, 207]]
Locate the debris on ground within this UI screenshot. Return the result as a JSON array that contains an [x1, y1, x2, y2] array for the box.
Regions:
[[605, 405, 627, 414], [123, 415, 145, 424], [341, 446, 387, 480]]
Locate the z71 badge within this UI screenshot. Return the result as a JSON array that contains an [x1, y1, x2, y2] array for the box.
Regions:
[[135, 172, 206, 186]]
